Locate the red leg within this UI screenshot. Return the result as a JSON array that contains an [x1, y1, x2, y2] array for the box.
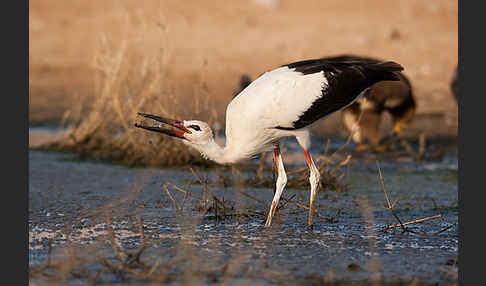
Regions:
[[302, 148, 313, 168]]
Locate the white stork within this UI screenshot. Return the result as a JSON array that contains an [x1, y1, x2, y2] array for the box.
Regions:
[[135, 58, 404, 228]]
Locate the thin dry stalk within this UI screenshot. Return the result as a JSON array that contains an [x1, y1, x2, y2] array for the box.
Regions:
[[164, 180, 242, 220], [376, 161, 392, 210], [376, 161, 444, 235], [163, 184, 180, 211], [276, 194, 296, 212], [189, 167, 233, 212], [434, 223, 457, 235], [383, 214, 442, 231], [105, 211, 126, 262], [180, 190, 189, 212], [279, 196, 325, 219], [165, 181, 203, 201], [376, 161, 409, 233], [123, 215, 147, 266]]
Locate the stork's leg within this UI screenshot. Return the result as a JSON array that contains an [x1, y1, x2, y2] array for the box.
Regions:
[[302, 148, 321, 228], [264, 144, 287, 227]]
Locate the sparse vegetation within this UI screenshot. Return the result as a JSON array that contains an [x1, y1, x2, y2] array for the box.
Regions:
[[29, 1, 458, 285], [29, 166, 458, 285], [40, 23, 217, 167]]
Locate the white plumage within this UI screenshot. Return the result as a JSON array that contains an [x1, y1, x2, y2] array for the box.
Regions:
[[224, 66, 327, 161], [135, 58, 404, 228]]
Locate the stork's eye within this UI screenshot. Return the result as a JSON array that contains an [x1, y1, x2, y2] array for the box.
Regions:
[[188, 125, 201, 131]]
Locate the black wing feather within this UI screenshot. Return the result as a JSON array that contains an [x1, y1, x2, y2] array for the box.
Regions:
[[276, 58, 403, 130]]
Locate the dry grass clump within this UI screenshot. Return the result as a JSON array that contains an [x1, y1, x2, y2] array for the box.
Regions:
[[287, 154, 352, 192], [41, 20, 216, 167], [209, 143, 352, 193], [163, 167, 341, 225]]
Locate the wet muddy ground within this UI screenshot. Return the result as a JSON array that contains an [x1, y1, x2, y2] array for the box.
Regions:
[[29, 129, 458, 285]]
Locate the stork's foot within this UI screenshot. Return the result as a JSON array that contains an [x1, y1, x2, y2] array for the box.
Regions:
[[308, 206, 314, 229], [264, 214, 277, 227], [264, 202, 277, 227], [264, 214, 272, 228]]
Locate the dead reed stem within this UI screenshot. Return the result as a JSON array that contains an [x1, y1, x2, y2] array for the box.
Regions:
[[163, 184, 180, 211], [376, 161, 393, 210], [376, 161, 408, 232], [434, 223, 457, 235], [383, 214, 442, 231], [376, 161, 445, 235]]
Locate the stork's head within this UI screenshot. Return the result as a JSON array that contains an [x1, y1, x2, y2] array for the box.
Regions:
[[135, 113, 214, 145], [180, 120, 214, 145]]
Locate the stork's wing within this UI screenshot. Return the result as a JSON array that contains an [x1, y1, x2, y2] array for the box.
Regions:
[[225, 58, 404, 145], [272, 58, 403, 130]]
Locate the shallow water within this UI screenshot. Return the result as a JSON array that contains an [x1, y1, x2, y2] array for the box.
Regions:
[[28, 128, 458, 285]]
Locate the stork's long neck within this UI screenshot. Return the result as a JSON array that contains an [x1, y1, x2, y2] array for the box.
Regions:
[[188, 138, 239, 165]]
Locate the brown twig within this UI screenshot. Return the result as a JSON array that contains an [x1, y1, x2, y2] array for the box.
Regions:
[[123, 216, 147, 267], [376, 161, 444, 234], [434, 223, 457, 235], [280, 196, 323, 218], [276, 194, 296, 212], [163, 184, 180, 211], [383, 214, 442, 231], [376, 161, 392, 209], [376, 161, 409, 233], [105, 210, 125, 262], [165, 181, 203, 201]]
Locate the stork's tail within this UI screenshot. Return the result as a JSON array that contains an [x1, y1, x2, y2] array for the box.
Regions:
[[368, 61, 404, 72], [365, 61, 404, 81]]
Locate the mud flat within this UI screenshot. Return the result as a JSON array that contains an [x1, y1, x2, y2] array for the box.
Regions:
[[29, 128, 458, 285]]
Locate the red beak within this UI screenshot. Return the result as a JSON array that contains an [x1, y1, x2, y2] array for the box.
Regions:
[[135, 112, 191, 140]]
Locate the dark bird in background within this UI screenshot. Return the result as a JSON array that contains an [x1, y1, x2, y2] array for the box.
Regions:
[[233, 74, 253, 97], [322, 54, 416, 148], [234, 54, 416, 149], [450, 64, 458, 102]]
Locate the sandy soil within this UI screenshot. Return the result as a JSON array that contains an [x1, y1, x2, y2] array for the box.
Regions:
[[29, 0, 458, 137]]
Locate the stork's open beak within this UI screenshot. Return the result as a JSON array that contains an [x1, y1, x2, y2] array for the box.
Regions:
[[134, 112, 191, 140]]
